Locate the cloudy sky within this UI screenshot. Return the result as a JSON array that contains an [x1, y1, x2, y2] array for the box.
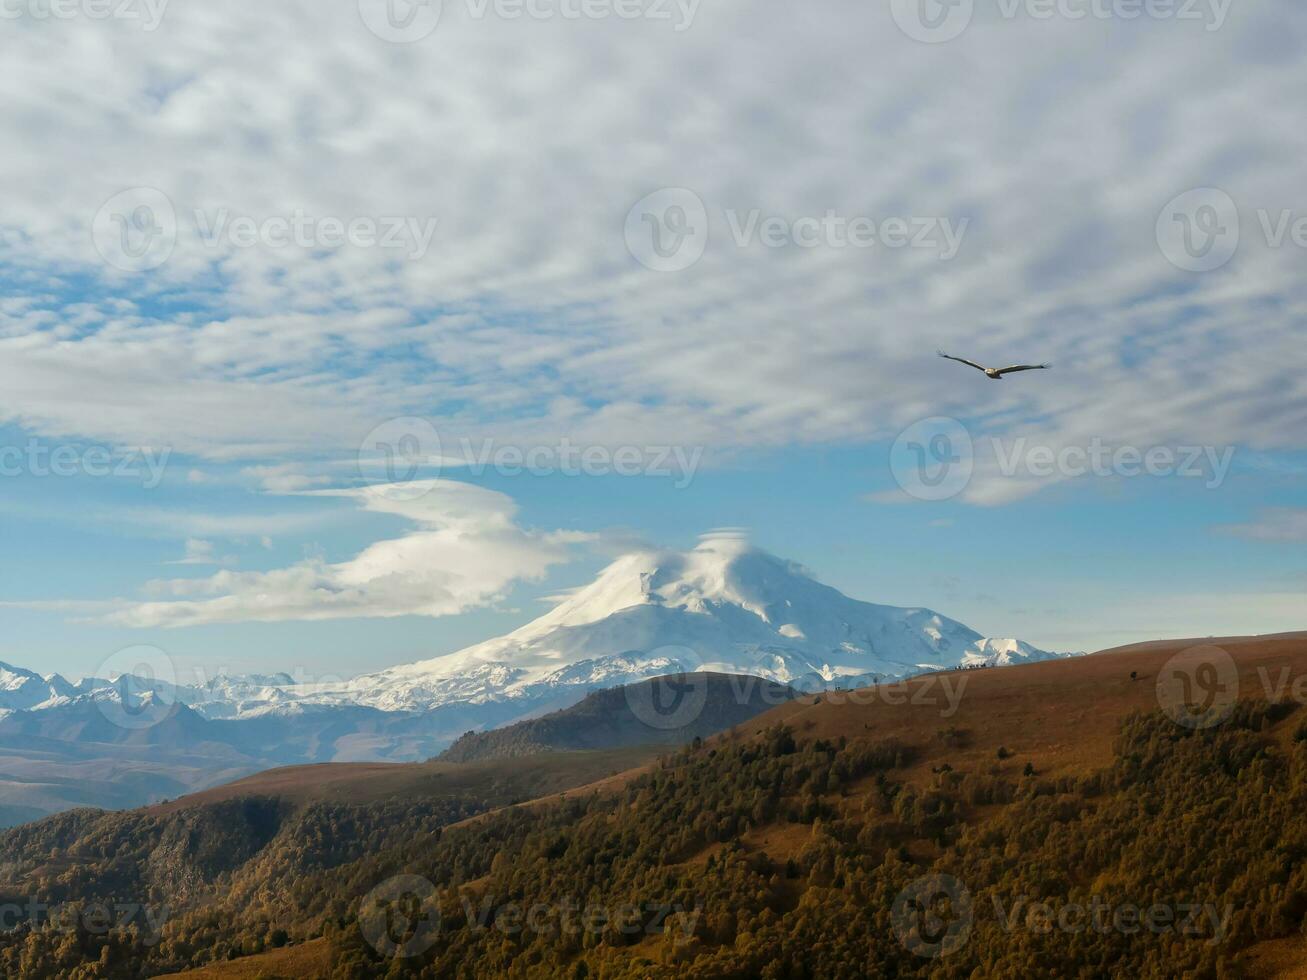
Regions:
[[1, 0, 1304, 679]]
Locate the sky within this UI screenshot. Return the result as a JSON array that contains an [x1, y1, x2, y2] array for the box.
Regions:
[[1, 0, 1304, 681]]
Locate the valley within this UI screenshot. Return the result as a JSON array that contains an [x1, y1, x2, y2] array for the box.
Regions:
[[2, 632, 1303, 977]]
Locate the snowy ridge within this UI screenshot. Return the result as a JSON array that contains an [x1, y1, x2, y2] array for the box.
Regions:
[[2, 536, 1074, 730], [0, 537, 1079, 817], [338, 534, 1071, 711], [0, 662, 78, 712]]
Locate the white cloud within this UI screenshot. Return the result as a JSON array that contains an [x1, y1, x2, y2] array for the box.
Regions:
[[165, 538, 230, 566], [1218, 508, 1307, 543], [105, 480, 591, 627], [91, 504, 345, 540], [241, 464, 332, 493], [0, 3, 1303, 506]]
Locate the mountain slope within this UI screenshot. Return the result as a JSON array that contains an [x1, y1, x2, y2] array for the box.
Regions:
[[343, 533, 1066, 712], [2, 632, 1304, 978], [0, 536, 1066, 818], [0, 661, 75, 712], [439, 672, 799, 763]]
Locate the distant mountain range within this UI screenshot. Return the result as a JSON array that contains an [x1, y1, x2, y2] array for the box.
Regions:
[[0, 534, 1073, 820]]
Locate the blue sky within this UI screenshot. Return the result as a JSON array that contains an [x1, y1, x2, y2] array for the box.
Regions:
[[1, 0, 1305, 680], [2, 420, 1303, 680]]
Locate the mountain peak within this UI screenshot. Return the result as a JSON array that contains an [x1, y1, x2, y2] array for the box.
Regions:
[[347, 536, 1066, 711], [531, 534, 816, 636]]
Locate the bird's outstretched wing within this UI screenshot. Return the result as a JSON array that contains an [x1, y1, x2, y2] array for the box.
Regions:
[[936, 350, 989, 373], [995, 363, 1051, 375]]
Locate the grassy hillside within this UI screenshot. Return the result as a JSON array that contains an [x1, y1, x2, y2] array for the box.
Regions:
[[146, 747, 659, 813], [3, 633, 1306, 978], [439, 673, 798, 763], [153, 939, 332, 979]]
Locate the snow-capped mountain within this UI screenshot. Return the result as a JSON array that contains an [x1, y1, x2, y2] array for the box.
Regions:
[[0, 535, 1073, 820], [959, 637, 1058, 668], [0, 662, 77, 712], [12, 535, 1069, 723], [338, 533, 1068, 710]]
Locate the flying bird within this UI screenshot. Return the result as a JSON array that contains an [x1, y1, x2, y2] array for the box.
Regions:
[[936, 350, 1052, 380]]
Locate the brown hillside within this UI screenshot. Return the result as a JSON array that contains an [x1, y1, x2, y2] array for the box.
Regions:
[[154, 939, 332, 979], [147, 632, 1307, 979], [737, 631, 1307, 787], [151, 632, 1306, 821], [147, 746, 660, 815]]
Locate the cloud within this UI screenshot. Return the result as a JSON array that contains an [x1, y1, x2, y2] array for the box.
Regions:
[[1218, 508, 1307, 543], [0, 3, 1302, 507], [104, 480, 591, 627], [241, 464, 332, 493], [0, 599, 124, 616], [92, 505, 346, 540], [165, 538, 231, 566]]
